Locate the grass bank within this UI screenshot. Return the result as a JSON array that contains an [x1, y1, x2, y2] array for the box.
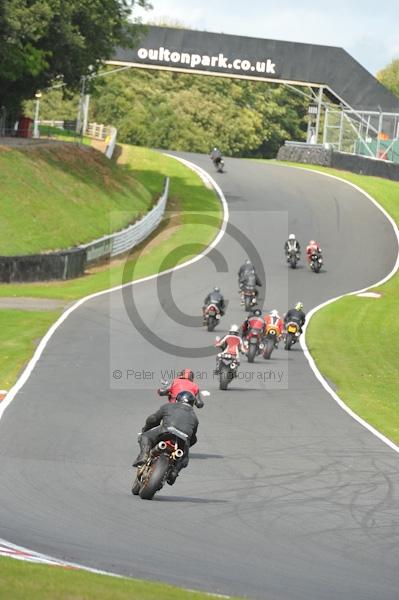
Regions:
[[0, 143, 152, 255], [0, 557, 242, 600], [280, 162, 399, 445], [0, 144, 221, 385], [0, 309, 61, 390], [0, 145, 221, 300]]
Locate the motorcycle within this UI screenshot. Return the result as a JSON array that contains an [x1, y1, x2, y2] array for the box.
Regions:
[[287, 248, 300, 269], [215, 339, 239, 390], [245, 327, 264, 363], [310, 252, 323, 273], [204, 303, 222, 332], [132, 428, 187, 500], [262, 325, 279, 359], [284, 321, 301, 350], [240, 285, 258, 311], [213, 157, 224, 173]]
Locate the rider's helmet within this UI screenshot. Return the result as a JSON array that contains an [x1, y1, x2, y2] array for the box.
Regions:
[[229, 324, 239, 334], [176, 391, 196, 406], [309, 240, 316, 245], [213, 286, 220, 292], [179, 368, 194, 381], [253, 309, 262, 317], [288, 233, 296, 240], [271, 309, 279, 317], [295, 302, 303, 311]]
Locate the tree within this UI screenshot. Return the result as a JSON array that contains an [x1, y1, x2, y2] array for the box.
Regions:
[[377, 59, 399, 99], [0, 0, 151, 115]]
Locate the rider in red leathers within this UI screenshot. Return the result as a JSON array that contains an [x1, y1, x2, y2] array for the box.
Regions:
[[306, 240, 322, 263], [265, 309, 284, 346], [242, 309, 266, 339], [158, 369, 204, 408]]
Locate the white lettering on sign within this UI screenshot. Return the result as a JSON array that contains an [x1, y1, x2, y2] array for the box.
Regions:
[[137, 47, 277, 76]]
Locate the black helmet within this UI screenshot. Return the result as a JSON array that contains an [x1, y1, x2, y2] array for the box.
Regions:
[[176, 391, 196, 406], [178, 368, 194, 381]]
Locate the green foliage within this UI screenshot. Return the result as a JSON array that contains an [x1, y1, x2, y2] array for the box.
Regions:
[[32, 69, 307, 157], [0, 0, 150, 114], [377, 58, 399, 98]]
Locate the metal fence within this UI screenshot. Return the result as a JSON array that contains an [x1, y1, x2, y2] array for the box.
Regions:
[[82, 177, 169, 264]]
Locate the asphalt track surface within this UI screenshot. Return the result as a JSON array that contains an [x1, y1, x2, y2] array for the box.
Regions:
[[0, 155, 398, 600]]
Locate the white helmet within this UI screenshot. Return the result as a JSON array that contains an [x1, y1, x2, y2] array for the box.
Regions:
[[288, 234, 295, 240], [229, 324, 239, 333], [271, 309, 279, 318]]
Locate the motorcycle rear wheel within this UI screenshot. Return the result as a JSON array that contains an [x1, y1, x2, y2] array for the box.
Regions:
[[263, 339, 274, 359], [207, 315, 217, 331], [219, 365, 231, 390], [285, 333, 294, 350], [139, 454, 169, 500], [247, 343, 257, 363]]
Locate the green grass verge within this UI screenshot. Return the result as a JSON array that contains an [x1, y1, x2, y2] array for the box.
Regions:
[[0, 143, 152, 255], [278, 162, 399, 444], [0, 145, 223, 598], [0, 557, 243, 600], [0, 309, 61, 389], [0, 145, 221, 300]]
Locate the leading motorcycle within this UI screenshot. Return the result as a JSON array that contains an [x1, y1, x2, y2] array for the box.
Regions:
[[212, 157, 224, 173], [132, 429, 187, 500]]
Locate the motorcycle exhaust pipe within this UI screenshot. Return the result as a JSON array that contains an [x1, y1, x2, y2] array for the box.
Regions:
[[157, 441, 167, 450], [175, 448, 184, 458]]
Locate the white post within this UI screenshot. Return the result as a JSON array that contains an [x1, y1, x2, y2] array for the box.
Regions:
[[82, 94, 90, 134], [314, 86, 323, 143], [33, 92, 42, 138]]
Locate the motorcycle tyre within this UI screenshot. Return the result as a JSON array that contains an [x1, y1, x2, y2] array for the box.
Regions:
[[139, 454, 169, 500], [207, 315, 217, 332]]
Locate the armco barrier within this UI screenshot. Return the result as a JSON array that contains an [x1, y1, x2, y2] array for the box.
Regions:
[[277, 142, 399, 181], [82, 176, 169, 264], [0, 177, 169, 282], [0, 248, 86, 283]]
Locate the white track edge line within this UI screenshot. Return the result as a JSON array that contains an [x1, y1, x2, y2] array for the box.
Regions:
[[0, 155, 229, 580], [279, 163, 399, 453]]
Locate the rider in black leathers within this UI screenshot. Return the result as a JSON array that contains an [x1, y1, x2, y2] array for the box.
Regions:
[[132, 393, 199, 484], [203, 287, 225, 319], [284, 302, 306, 332]]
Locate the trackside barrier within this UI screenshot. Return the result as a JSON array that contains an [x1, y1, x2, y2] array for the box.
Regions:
[[81, 177, 169, 264], [0, 178, 169, 281], [277, 142, 399, 181]]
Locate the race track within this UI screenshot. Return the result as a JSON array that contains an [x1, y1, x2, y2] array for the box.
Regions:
[[0, 155, 398, 600]]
